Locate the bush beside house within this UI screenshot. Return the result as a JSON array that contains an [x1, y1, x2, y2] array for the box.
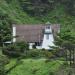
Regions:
[[2, 42, 29, 57]]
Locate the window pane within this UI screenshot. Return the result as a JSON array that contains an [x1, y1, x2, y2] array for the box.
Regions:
[[46, 34, 49, 40]]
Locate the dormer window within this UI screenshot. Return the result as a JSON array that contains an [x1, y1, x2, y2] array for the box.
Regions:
[[46, 26, 50, 29], [44, 25, 52, 34]]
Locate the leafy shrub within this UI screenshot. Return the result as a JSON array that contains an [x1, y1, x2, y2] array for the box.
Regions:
[[28, 49, 40, 58], [44, 50, 54, 59], [63, 62, 68, 67], [3, 44, 21, 57], [32, 45, 36, 49], [16, 41, 29, 53], [31, 68, 39, 74], [2, 41, 29, 57], [49, 71, 55, 75], [51, 49, 64, 57], [0, 55, 9, 75], [45, 59, 51, 63], [25, 49, 46, 58], [41, 48, 46, 51], [0, 55, 9, 65]]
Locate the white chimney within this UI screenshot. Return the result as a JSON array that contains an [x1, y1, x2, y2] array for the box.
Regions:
[[12, 25, 16, 42]]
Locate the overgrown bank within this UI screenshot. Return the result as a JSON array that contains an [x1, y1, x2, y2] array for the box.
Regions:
[[0, 0, 75, 29]]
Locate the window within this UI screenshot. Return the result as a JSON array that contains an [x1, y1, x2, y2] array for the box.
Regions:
[[46, 34, 49, 40], [35, 42, 41, 46], [46, 26, 50, 29]]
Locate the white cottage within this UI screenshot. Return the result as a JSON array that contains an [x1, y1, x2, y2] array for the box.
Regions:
[[12, 23, 60, 49]]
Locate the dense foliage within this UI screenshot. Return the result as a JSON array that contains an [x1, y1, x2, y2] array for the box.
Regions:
[[19, 0, 75, 16], [2, 42, 29, 57], [19, 0, 55, 16], [0, 0, 75, 24], [57, 0, 75, 15], [53, 29, 75, 66], [0, 55, 9, 75], [0, 11, 12, 46]]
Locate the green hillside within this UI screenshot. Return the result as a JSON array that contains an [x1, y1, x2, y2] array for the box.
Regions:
[[0, 0, 75, 31], [7, 59, 63, 75]]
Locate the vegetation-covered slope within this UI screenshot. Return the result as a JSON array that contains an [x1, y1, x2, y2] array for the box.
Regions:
[[0, 0, 75, 32], [0, 0, 42, 24]]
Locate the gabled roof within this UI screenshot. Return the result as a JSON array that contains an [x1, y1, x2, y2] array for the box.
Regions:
[[13, 24, 60, 43]]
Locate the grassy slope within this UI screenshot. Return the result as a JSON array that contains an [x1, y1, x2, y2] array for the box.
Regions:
[[7, 59, 63, 75]]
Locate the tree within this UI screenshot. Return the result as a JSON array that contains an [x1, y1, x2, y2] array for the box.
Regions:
[[16, 41, 29, 56], [3, 42, 29, 57], [0, 55, 9, 75], [54, 29, 75, 66], [19, 0, 55, 16], [0, 11, 12, 47], [56, 0, 75, 16]]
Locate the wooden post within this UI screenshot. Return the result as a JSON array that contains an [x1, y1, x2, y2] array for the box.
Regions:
[[73, 48, 74, 66], [66, 49, 68, 64], [69, 49, 72, 66]]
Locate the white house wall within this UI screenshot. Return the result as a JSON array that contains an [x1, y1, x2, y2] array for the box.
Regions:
[[29, 43, 35, 49]]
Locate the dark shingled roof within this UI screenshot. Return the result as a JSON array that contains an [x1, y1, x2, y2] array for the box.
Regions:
[[13, 24, 60, 43]]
